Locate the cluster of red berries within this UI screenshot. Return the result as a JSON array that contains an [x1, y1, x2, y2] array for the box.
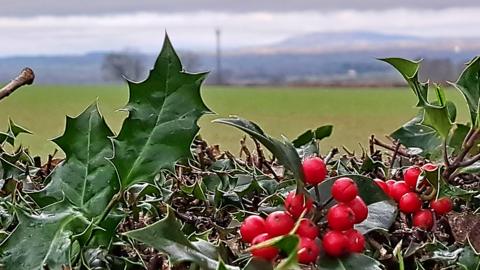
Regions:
[[240, 191, 319, 264], [323, 177, 367, 257], [239, 157, 371, 264], [374, 164, 453, 230]]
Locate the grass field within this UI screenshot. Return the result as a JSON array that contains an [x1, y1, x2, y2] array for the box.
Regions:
[[0, 84, 470, 159]]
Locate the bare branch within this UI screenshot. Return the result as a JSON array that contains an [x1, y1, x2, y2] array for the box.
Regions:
[[0, 68, 35, 101], [371, 136, 412, 158]]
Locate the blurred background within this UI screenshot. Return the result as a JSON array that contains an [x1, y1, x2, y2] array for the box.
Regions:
[[0, 0, 479, 157]]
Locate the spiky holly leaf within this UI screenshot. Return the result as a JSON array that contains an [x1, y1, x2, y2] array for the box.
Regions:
[[381, 58, 453, 138], [0, 150, 27, 180], [0, 203, 88, 270], [452, 57, 480, 126], [30, 103, 118, 218], [292, 125, 333, 148], [0, 119, 31, 146], [123, 206, 239, 270], [112, 35, 210, 188]]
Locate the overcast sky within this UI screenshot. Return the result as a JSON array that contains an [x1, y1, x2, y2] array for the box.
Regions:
[[1, 1, 480, 56], [3, 0, 480, 15]]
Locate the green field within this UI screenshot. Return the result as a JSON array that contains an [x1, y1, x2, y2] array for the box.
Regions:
[[0, 85, 469, 159]]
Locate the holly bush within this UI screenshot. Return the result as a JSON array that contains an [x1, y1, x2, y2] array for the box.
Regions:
[[0, 35, 478, 270]]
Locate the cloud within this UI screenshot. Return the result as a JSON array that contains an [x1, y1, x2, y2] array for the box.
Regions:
[[1, 8, 480, 56]]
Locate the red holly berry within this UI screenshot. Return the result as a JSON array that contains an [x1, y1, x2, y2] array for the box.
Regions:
[[302, 157, 327, 185], [331, 177, 358, 202], [297, 237, 320, 264], [240, 215, 266, 243], [385, 179, 396, 197], [296, 219, 319, 239], [430, 197, 453, 215], [390, 181, 411, 202], [346, 196, 368, 224], [374, 178, 389, 195], [251, 233, 279, 260], [265, 211, 295, 237], [285, 192, 313, 219], [344, 229, 365, 253], [327, 203, 356, 231], [404, 166, 422, 188], [322, 231, 349, 257], [412, 209, 434, 230], [399, 192, 422, 214]]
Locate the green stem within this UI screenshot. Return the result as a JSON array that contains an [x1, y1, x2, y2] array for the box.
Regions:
[[83, 189, 124, 247], [97, 189, 124, 224]]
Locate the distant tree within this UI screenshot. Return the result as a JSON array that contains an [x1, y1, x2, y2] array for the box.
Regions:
[[102, 50, 146, 82]]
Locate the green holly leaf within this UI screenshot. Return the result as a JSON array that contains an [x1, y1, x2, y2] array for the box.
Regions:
[[0, 203, 88, 270], [317, 253, 382, 270], [391, 112, 441, 154], [180, 180, 208, 201], [272, 235, 300, 270], [0, 119, 31, 146], [112, 35, 211, 188], [356, 201, 397, 234], [457, 244, 480, 270], [381, 58, 452, 138], [214, 117, 303, 190], [123, 206, 239, 270], [30, 103, 118, 218], [292, 125, 333, 148], [452, 57, 480, 126], [0, 150, 26, 180]]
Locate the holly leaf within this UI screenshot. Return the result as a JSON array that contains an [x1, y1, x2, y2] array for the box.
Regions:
[[292, 125, 333, 148], [355, 201, 397, 234], [30, 103, 118, 218], [0, 119, 31, 146], [391, 112, 441, 155], [381, 58, 452, 138], [0, 203, 88, 270], [452, 57, 480, 126], [214, 117, 303, 190], [317, 253, 382, 270], [457, 244, 480, 270], [0, 150, 26, 180], [123, 206, 239, 270], [112, 34, 211, 188]]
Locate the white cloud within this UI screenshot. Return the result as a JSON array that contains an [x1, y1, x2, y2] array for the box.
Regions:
[[1, 8, 480, 56]]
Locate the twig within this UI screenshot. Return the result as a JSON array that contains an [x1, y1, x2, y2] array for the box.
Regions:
[[458, 152, 480, 167], [252, 137, 265, 169], [444, 128, 480, 181], [369, 135, 375, 156], [239, 136, 253, 165], [371, 136, 412, 158], [0, 68, 35, 101], [324, 148, 339, 164], [389, 140, 401, 171]]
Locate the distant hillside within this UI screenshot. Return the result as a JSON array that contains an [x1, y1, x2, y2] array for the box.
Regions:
[[1, 31, 479, 85], [272, 31, 421, 50], [241, 31, 480, 55]]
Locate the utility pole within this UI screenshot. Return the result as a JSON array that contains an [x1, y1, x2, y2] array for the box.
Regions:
[[215, 28, 222, 85]]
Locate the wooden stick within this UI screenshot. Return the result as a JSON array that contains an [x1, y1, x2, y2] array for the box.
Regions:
[[0, 68, 35, 101]]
